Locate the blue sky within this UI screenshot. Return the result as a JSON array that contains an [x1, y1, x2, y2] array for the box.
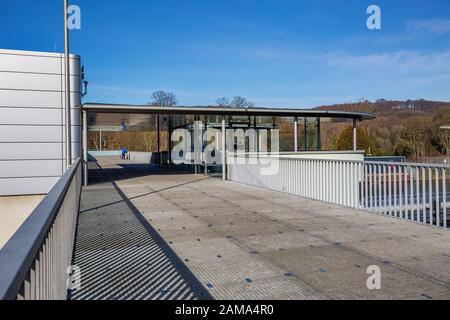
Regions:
[[1, 0, 450, 108]]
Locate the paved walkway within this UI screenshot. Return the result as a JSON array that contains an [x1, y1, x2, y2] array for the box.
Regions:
[[70, 161, 212, 300], [72, 158, 450, 300]]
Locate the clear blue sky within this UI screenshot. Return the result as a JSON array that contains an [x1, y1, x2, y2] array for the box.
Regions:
[[1, 0, 450, 108]]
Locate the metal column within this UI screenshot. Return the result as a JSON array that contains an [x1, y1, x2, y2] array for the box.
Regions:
[[294, 117, 298, 152], [168, 116, 172, 167], [253, 116, 258, 152], [353, 119, 358, 151], [304, 118, 308, 151], [82, 110, 88, 186], [204, 118, 208, 176], [157, 114, 161, 166], [64, 0, 72, 168], [222, 119, 227, 181]]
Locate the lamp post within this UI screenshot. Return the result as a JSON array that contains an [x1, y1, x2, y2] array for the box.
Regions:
[[64, 0, 72, 168]]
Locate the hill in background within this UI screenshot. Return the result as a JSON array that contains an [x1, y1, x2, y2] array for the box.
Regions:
[[315, 99, 450, 160]]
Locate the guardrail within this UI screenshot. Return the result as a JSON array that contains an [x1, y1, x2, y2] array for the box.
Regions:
[[363, 161, 449, 228], [227, 154, 449, 229], [0, 158, 82, 300], [228, 154, 362, 208]]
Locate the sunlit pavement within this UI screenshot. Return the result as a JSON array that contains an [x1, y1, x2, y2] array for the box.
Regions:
[[71, 158, 450, 300]]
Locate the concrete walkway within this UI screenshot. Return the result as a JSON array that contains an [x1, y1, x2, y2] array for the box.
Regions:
[[72, 158, 450, 300]]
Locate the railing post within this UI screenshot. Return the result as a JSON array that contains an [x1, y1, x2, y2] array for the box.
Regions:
[[222, 119, 227, 181], [443, 168, 447, 229], [422, 168, 426, 223], [435, 168, 440, 227], [429, 167, 433, 225], [415, 167, 420, 223], [294, 117, 298, 152], [82, 110, 88, 186], [226, 155, 448, 230]]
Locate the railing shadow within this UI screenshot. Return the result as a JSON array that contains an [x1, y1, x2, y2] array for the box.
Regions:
[[69, 161, 213, 300]]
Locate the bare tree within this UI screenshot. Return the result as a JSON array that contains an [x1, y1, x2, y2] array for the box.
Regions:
[[149, 90, 178, 106], [230, 96, 255, 109], [216, 97, 231, 107], [402, 117, 429, 161]]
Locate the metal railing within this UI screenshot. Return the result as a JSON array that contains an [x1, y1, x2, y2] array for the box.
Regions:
[[228, 154, 362, 208], [227, 154, 449, 229], [0, 158, 82, 300], [362, 161, 449, 228]]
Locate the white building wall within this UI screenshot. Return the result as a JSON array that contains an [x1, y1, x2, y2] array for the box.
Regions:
[[0, 49, 82, 196]]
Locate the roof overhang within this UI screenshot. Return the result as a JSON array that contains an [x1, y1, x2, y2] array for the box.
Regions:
[[82, 103, 376, 121]]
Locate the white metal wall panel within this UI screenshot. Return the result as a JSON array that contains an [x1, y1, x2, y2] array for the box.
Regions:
[[0, 90, 62, 108], [0, 49, 82, 196], [0, 54, 62, 74], [0, 74, 80, 93], [0, 72, 63, 91], [63, 143, 83, 159], [0, 160, 62, 178], [0, 108, 62, 125], [0, 177, 60, 196], [0, 126, 63, 143], [0, 143, 63, 160], [61, 57, 81, 76], [71, 143, 82, 159], [61, 108, 83, 126]]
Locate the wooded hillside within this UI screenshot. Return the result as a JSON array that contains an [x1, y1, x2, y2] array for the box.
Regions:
[[316, 99, 450, 160]]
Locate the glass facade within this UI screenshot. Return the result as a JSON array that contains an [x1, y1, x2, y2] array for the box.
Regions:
[[297, 117, 321, 151], [87, 112, 341, 158]]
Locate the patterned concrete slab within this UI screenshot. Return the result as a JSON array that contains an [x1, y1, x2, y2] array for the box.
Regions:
[[69, 162, 213, 301], [74, 158, 450, 300]]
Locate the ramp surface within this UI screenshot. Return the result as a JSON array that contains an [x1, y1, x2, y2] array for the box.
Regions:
[[71, 158, 450, 300]]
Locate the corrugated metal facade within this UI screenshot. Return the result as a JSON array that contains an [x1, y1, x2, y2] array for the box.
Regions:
[[0, 49, 82, 196]]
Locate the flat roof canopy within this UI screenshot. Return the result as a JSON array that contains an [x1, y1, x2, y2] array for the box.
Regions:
[[82, 103, 376, 121]]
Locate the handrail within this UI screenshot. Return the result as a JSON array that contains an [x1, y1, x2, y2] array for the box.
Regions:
[[0, 158, 82, 300], [227, 153, 365, 164], [361, 160, 450, 169], [228, 153, 450, 168], [227, 153, 448, 229]]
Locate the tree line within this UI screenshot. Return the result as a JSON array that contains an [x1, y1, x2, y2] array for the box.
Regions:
[[90, 92, 449, 161], [321, 100, 450, 160]]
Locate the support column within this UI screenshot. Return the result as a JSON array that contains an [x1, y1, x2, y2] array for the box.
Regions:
[[304, 118, 307, 151], [82, 110, 88, 186], [168, 116, 171, 167], [294, 117, 298, 152], [157, 114, 161, 166], [253, 116, 258, 153], [222, 118, 227, 181], [64, 0, 72, 169], [193, 116, 201, 175], [204, 118, 208, 176], [353, 119, 358, 151]]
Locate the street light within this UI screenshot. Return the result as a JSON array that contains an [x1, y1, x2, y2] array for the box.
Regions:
[[64, 0, 72, 168]]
